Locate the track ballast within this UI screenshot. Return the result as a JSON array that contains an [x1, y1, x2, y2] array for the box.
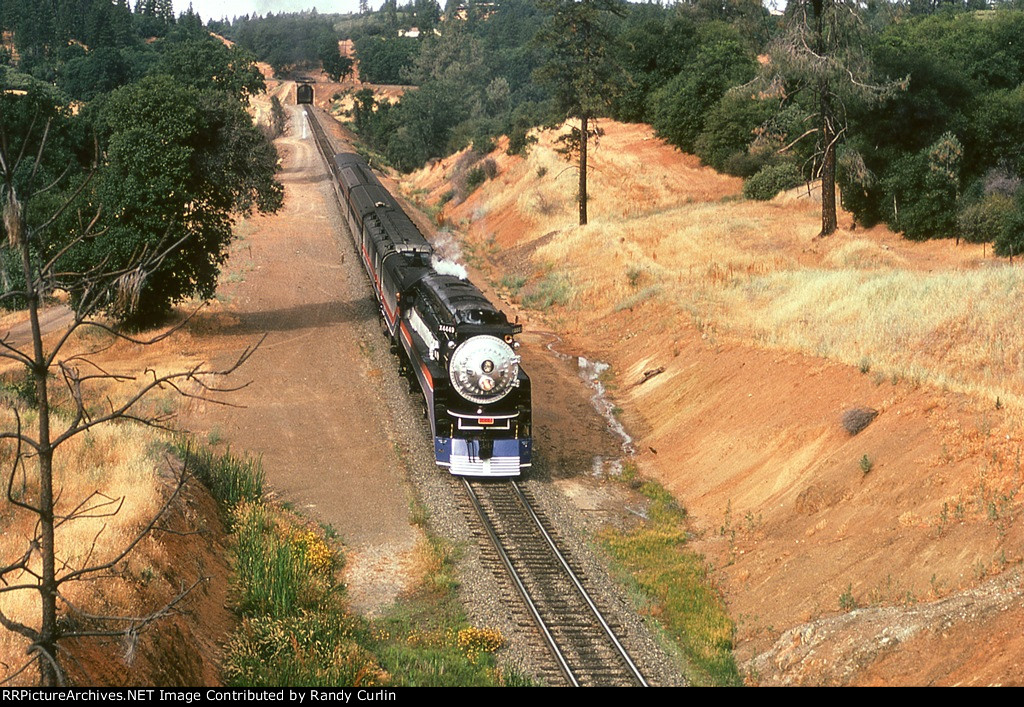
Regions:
[[463, 479, 648, 687]]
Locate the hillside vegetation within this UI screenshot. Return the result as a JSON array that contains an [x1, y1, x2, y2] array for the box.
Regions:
[[296, 1, 1024, 255], [410, 121, 1024, 417]]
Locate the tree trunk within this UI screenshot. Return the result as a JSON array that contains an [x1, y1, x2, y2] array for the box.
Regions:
[[16, 203, 60, 685], [579, 114, 588, 226], [814, 0, 837, 237], [819, 79, 838, 237]]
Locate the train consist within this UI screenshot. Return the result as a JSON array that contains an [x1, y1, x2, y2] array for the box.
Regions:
[[308, 110, 532, 477]]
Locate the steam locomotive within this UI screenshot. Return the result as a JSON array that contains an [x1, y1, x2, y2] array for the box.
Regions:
[[323, 145, 532, 477]]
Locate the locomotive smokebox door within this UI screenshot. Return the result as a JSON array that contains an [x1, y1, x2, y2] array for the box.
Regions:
[[296, 83, 314, 105]]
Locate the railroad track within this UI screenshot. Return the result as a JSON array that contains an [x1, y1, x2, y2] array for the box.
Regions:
[[463, 479, 648, 687]]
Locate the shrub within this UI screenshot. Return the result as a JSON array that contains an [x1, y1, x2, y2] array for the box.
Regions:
[[471, 133, 496, 154], [993, 191, 1024, 258], [743, 163, 804, 201], [265, 95, 287, 140], [694, 90, 775, 172], [522, 273, 573, 310], [957, 194, 1015, 244], [464, 166, 487, 194], [839, 584, 857, 610], [982, 166, 1021, 198], [842, 407, 878, 436], [722, 150, 774, 179], [859, 454, 874, 474], [882, 133, 962, 240]]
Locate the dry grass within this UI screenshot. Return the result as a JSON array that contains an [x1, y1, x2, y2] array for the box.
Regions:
[[718, 266, 1024, 410], [825, 239, 908, 270], [0, 406, 165, 676], [429, 119, 1024, 418]]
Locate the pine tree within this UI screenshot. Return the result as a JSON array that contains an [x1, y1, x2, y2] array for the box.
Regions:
[[535, 0, 622, 226], [155, 0, 174, 24], [762, 0, 901, 237]]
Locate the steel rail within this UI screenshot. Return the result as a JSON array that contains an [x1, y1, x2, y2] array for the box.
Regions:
[[510, 480, 649, 687], [462, 478, 580, 686]]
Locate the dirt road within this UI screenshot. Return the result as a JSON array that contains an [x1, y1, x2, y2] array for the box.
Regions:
[[183, 105, 419, 612], [178, 103, 683, 683]]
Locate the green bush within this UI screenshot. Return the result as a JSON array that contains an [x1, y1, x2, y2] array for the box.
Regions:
[[464, 166, 487, 194], [743, 163, 804, 201], [694, 90, 775, 173], [993, 191, 1024, 258], [722, 150, 776, 179], [957, 194, 1015, 244], [881, 133, 962, 241]]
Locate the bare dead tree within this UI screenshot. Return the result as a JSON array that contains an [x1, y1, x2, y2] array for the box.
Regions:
[[0, 109, 261, 685]]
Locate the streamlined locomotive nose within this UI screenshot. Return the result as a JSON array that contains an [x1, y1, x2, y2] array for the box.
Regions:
[[448, 335, 520, 405]]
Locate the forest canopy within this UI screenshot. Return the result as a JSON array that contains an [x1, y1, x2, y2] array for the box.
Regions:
[[308, 0, 1024, 251], [4, 0, 1024, 263]]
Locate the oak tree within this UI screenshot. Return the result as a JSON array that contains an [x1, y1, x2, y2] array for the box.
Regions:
[[0, 83, 259, 687]]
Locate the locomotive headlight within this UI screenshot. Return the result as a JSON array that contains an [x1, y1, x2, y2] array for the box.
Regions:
[[449, 335, 520, 404]]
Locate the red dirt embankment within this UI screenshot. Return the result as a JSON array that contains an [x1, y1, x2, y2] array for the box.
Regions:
[[404, 120, 1024, 686]]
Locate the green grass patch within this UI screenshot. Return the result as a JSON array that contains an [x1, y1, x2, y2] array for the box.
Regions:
[[223, 610, 383, 687], [230, 502, 340, 618], [600, 473, 741, 686], [222, 500, 386, 687], [614, 285, 662, 313], [190, 442, 526, 686], [522, 272, 573, 310], [500, 273, 528, 294], [179, 443, 264, 519], [370, 501, 532, 686]]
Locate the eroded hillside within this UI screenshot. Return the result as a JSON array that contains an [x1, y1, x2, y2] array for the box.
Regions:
[[400, 121, 1024, 686]]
